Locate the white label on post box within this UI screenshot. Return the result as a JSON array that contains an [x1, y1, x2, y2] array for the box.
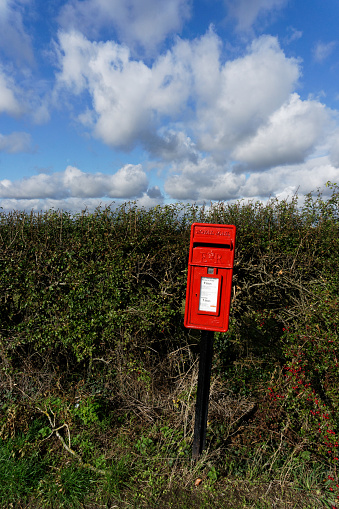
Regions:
[[199, 277, 219, 312]]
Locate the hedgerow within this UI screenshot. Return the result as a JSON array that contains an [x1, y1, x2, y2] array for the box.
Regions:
[[0, 182, 338, 507]]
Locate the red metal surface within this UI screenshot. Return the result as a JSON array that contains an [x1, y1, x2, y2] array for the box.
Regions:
[[184, 223, 236, 332]]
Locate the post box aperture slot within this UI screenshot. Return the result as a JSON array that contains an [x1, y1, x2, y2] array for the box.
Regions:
[[192, 242, 232, 250], [197, 274, 222, 315]]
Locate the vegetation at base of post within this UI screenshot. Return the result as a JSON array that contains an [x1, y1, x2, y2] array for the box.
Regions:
[[0, 182, 338, 508]]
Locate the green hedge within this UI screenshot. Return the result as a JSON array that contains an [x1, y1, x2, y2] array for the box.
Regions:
[[1, 183, 339, 504], [1, 185, 338, 366], [0, 184, 338, 458]]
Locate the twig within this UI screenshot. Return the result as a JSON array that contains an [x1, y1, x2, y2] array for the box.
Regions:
[[15, 389, 107, 476], [39, 405, 106, 475]]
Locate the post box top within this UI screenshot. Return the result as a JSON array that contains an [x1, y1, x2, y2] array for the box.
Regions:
[[190, 223, 236, 243]]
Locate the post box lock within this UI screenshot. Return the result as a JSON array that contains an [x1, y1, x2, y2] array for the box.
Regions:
[[184, 223, 236, 332]]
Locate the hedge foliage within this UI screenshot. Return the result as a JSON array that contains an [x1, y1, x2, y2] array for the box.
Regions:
[[1, 184, 338, 375], [0, 182, 339, 504], [1, 185, 337, 363]]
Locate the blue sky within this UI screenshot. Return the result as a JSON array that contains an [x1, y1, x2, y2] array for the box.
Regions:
[[1, 0, 339, 212]]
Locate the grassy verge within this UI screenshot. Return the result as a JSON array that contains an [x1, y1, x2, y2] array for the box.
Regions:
[[0, 343, 337, 508]]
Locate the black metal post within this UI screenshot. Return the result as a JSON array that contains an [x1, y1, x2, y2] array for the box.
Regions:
[[192, 329, 214, 460]]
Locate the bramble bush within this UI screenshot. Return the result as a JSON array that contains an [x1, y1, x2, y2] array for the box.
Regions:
[[0, 183, 338, 507]]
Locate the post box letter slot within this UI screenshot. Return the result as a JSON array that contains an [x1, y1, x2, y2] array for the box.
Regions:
[[192, 242, 233, 250]]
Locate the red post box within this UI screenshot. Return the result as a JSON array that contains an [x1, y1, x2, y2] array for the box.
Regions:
[[184, 223, 236, 332]]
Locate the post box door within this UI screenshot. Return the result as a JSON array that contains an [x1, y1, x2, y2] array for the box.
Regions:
[[185, 266, 232, 331]]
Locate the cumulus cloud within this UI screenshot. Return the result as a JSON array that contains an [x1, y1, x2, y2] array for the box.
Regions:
[[0, 165, 149, 200], [55, 31, 301, 162], [164, 158, 245, 201], [0, 173, 66, 200], [146, 186, 163, 199], [58, 0, 191, 54], [241, 157, 339, 199], [55, 29, 193, 150], [225, 0, 288, 32], [0, 197, 104, 213], [0, 0, 34, 64], [0, 192, 164, 213], [63, 165, 148, 198], [328, 129, 339, 168], [53, 29, 339, 204], [193, 36, 301, 159], [232, 94, 332, 170], [0, 131, 32, 153], [164, 155, 339, 203], [144, 131, 199, 163]]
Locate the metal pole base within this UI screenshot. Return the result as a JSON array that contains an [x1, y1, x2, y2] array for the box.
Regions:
[[192, 330, 214, 460]]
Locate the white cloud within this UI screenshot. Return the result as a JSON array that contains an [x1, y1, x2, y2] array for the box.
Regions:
[[241, 157, 339, 199], [328, 129, 339, 168], [232, 93, 332, 170], [164, 158, 245, 201], [64, 164, 148, 198], [144, 130, 199, 163], [0, 165, 148, 200], [0, 172, 66, 200], [55, 32, 301, 161], [54, 29, 339, 205], [193, 36, 301, 158], [0, 69, 23, 115], [0, 193, 164, 213], [164, 155, 339, 202], [313, 41, 337, 63], [0, 197, 111, 213], [136, 186, 164, 208], [225, 0, 288, 32], [55, 30, 193, 150], [0, 0, 34, 64], [284, 27, 303, 45], [196, 172, 246, 201], [58, 0, 191, 54], [0, 65, 49, 124], [0, 131, 32, 153]]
